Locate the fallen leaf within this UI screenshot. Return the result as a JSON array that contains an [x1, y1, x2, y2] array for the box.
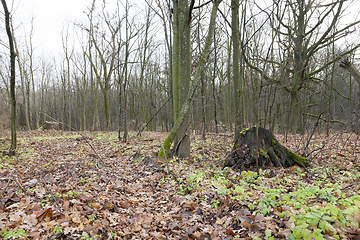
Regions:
[[23, 214, 38, 227], [36, 208, 53, 222], [119, 200, 130, 208]]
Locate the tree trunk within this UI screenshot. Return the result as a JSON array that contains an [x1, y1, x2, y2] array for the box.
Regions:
[[1, 0, 16, 156], [226, 126, 309, 171], [171, 0, 192, 158], [213, 26, 219, 134], [340, 59, 360, 86], [11, 21, 30, 130], [159, 0, 221, 158], [232, 0, 243, 142]]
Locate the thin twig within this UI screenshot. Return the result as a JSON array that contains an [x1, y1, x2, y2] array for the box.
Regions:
[[303, 110, 325, 157], [137, 95, 171, 137], [341, 181, 360, 190], [14, 176, 28, 194]]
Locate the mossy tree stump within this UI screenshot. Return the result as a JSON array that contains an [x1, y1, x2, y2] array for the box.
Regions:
[[225, 127, 309, 171]]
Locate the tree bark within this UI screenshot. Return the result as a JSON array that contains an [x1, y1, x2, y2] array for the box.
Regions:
[[159, 0, 221, 158], [1, 0, 16, 156], [232, 0, 242, 141], [171, 0, 192, 158]]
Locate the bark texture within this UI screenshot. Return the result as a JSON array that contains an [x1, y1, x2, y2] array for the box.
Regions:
[[1, 0, 16, 156]]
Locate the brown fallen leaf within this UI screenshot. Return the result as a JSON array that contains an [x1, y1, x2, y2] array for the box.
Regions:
[[35, 208, 53, 222], [119, 200, 131, 208], [23, 214, 38, 227], [183, 201, 198, 211], [241, 221, 253, 228], [191, 231, 202, 240], [8, 219, 22, 228]]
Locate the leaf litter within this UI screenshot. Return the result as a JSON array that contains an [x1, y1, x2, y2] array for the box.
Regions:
[[0, 130, 360, 239]]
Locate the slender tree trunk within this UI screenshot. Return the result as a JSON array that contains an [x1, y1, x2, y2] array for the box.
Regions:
[[1, 0, 16, 155], [122, 0, 129, 141], [213, 26, 219, 134], [11, 22, 30, 130], [232, 0, 242, 142], [172, 0, 180, 122], [159, 0, 221, 157], [197, 0, 206, 140], [226, 40, 232, 131]]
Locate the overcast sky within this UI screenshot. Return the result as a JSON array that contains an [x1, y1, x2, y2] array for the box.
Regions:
[[12, 0, 90, 56], [5, 0, 360, 59]]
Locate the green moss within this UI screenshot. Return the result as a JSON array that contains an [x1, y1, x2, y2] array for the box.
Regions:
[[239, 127, 250, 136], [285, 148, 310, 167], [271, 139, 278, 147], [259, 149, 268, 157], [271, 140, 280, 154]]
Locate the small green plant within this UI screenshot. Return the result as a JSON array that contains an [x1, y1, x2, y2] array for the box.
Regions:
[[63, 190, 77, 198], [264, 229, 275, 240], [80, 178, 89, 183], [108, 232, 117, 238], [211, 198, 220, 209], [177, 184, 192, 195], [158, 177, 169, 185], [89, 214, 97, 222], [241, 170, 258, 181], [79, 232, 100, 240], [1, 229, 27, 239], [41, 198, 51, 207], [53, 226, 63, 234]]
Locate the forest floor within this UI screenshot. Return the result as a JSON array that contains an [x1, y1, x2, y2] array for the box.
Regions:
[[0, 130, 360, 240]]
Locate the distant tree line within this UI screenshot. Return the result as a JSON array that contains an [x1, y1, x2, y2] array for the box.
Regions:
[[0, 0, 360, 144]]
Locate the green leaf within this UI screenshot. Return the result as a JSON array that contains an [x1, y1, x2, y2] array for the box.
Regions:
[[265, 229, 271, 237], [351, 221, 359, 228], [308, 218, 319, 226], [319, 220, 326, 231], [3, 232, 12, 239], [328, 205, 339, 215], [18, 229, 27, 237], [301, 228, 312, 240], [289, 233, 296, 240], [313, 228, 325, 240]]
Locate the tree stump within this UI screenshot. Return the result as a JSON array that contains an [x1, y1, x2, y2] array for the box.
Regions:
[[224, 127, 309, 171], [42, 121, 60, 130]]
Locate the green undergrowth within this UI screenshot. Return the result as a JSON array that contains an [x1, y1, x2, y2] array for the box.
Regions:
[[162, 163, 360, 239]]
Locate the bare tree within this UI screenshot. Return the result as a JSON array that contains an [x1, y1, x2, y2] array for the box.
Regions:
[[1, 0, 16, 155], [84, 0, 121, 131], [243, 0, 360, 133]]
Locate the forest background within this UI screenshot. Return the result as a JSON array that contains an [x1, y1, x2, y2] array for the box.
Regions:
[[1, 0, 360, 145]]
